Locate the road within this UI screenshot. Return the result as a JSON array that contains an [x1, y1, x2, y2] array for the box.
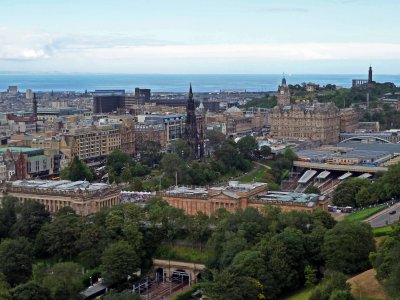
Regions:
[[366, 202, 400, 228]]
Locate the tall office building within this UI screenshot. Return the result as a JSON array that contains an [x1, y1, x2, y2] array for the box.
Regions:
[[93, 90, 125, 113]]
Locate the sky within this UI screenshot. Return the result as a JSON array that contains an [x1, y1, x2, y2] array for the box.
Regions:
[[0, 0, 400, 74]]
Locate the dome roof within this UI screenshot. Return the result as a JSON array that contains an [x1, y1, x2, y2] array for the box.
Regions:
[[226, 106, 242, 113]]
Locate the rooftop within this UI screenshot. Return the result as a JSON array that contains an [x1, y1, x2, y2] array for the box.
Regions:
[[0, 147, 43, 154], [257, 191, 323, 207], [11, 179, 111, 192]]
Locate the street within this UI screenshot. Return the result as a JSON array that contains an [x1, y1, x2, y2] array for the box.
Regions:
[[366, 202, 400, 228]]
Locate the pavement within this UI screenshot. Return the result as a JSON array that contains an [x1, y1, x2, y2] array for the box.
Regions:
[[365, 202, 400, 228]]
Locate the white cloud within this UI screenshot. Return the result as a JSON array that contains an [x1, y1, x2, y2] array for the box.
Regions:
[[2, 27, 400, 72]]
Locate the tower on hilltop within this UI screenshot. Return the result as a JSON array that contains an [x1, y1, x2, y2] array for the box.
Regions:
[[277, 76, 291, 106], [185, 84, 204, 159], [368, 65, 373, 84]]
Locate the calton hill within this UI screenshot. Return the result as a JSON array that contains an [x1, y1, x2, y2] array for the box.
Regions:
[[1, 131, 400, 300]]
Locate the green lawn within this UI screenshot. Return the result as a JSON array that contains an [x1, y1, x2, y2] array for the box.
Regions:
[[285, 288, 312, 300], [344, 206, 386, 222], [373, 225, 395, 237], [155, 244, 212, 264], [239, 165, 268, 183]]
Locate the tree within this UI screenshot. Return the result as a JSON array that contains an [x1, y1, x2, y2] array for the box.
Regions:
[[103, 290, 141, 300], [372, 224, 400, 298], [0, 196, 17, 239], [323, 221, 375, 274], [206, 130, 225, 152], [304, 265, 317, 287], [10, 282, 51, 300], [107, 150, 132, 177], [34, 213, 80, 260], [304, 186, 321, 195], [169, 139, 195, 162], [12, 201, 50, 240], [38, 262, 83, 300], [259, 145, 272, 158], [332, 178, 370, 208], [101, 241, 141, 284], [213, 141, 251, 174], [60, 156, 94, 182], [309, 272, 354, 300], [0, 238, 33, 286], [0, 273, 10, 300], [160, 153, 190, 185], [138, 140, 162, 167], [237, 136, 258, 160], [187, 212, 211, 249], [204, 270, 263, 300], [76, 218, 109, 269]]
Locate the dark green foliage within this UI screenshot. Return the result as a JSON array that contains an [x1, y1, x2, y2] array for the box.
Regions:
[[304, 265, 317, 287], [60, 156, 94, 182], [34, 262, 83, 300], [35, 211, 80, 260], [101, 241, 141, 284], [323, 221, 375, 275], [304, 186, 321, 195], [12, 201, 50, 240], [372, 223, 400, 298], [10, 282, 51, 300], [213, 140, 252, 174], [241, 95, 277, 109], [203, 270, 263, 300], [103, 290, 141, 300], [332, 178, 371, 208], [269, 148, 297, 184], [138, 140, 162, 167], [309, 272, 354, 300], [0, 238, 33, 286], [237, 136, 259, 160], [335, 162, 400, 208], [169, 139, 195, 161], [0, 273, 11, 300], [206, 130, 225, 151], [107, 150, 150, 183], [0, 196, 17, 239]]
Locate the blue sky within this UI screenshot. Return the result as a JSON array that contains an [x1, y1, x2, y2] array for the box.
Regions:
[[0, 0, 399, 73]]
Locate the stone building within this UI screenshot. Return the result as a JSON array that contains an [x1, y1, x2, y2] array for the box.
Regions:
[[339, 108, 359, 133], [159, 181, 267, 215], [159, 181, 327, 215], [1, 179, 121, 216], [269, 78, 340, 144]]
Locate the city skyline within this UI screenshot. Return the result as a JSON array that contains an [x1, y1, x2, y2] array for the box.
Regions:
[[1, 0, 400, 74]]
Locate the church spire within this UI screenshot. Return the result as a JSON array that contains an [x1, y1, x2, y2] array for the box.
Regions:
[[189, 82, 193, 99]]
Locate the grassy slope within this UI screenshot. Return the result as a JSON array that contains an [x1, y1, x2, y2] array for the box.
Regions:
[[238, 165, 268, 183], [347, 269, 386, 300], [344, 206, 386, 222], [284, 288, 312, 300], [154, 244, 212, 264]]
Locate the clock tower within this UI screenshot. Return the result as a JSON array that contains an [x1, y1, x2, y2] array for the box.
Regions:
[[277, 77, 291, 106]]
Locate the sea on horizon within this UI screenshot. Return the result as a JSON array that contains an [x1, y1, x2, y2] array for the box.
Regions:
[[1, 73, 400, 93]]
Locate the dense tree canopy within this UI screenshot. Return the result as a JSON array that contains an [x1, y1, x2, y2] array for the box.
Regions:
[[323, 221, 375, 275], [60, 156, 94, 182]]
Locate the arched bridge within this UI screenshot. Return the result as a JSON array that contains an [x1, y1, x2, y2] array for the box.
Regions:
[[153, 259, 206, 285], [339, 132, 400, 144]]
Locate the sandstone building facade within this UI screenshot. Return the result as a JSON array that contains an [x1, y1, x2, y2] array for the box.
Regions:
[[269, 78, 341, 144]]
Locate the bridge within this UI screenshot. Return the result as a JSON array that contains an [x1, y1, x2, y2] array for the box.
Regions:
[[152, 259, 205, 285], [293, 161, 388, 173], [339, 132, 400, 144]]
